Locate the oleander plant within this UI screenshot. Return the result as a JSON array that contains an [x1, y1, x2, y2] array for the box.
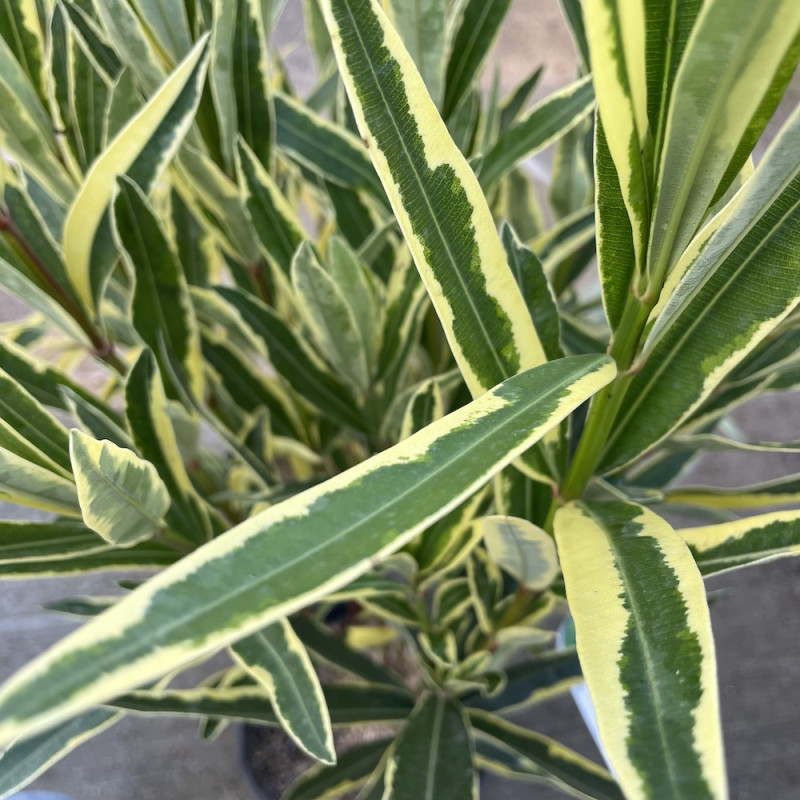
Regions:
[[0, 0, 799, 797]]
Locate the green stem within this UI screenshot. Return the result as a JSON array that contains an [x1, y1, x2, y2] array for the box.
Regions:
[[561, 291, 653, 501]]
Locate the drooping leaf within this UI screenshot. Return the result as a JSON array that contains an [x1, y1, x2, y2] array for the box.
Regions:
[[0, 355, 614, 745], [555, 501, 726, 800], [0, 520, 106, 564]]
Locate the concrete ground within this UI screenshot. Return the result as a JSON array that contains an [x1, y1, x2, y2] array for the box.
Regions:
[[2, 1, 799, 798]]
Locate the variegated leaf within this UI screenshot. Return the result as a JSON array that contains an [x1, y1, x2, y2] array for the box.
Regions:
[[232, 620, 335, 763], [555, 501, 726, 800], [384, 694, 475, 800], [63, 36, 210, 314], [680, 510, 800, 576], [319, 0, 546, 396], [0, 355, 614, 745], [69, 430, 170, 548]]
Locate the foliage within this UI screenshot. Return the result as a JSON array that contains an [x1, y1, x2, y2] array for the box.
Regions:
[[0, 0, 798, 797]]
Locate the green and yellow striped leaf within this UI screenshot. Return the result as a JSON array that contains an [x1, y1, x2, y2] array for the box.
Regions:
[[210, 0, 273, 172], [646, 0, 800, 287], [665, 473, 800, 511], [478, 75, 595, 191], [62, 388, 132, 451], [398, 379, 443, 441], [274, 91, 385, 199], [0, 708, 119, 800], [292, 241, 370, 391], [235, 137, 305, 278], [0, 31, 73, 203], [555, 501, 726, 800], [124, 349, 215, 544], [480, 515, 559, 591], [0, 542, 178, 578], [461, 648, 581, 713], [679, 511, 800, 576], [0, 520, 106, 564], [584, 0, 650, 275], [284, 738, 392, 800], [232, 621, 334, 763], [386, 0, 447, 108], [63, 35, 210, 314], [441, 0, 511, 120], [217, 286, 367, 432], [112, 175, 205, 398], [0, 367, 72, 477], [0, 0, 45, 100], [320, 0, 545, 396], [130, 0, 192, 63], [601, 103, 800, 471], [0, 354, 613, 745], [0, 448, 79, 517], [69, 430, 170, 548], [89, 0, 165, 92], [384, 694, 475, 800], [470, 710, 623, 799], [110, 682, 413, 726]]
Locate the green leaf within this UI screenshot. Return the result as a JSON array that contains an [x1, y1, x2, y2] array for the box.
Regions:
[[292, 241, 370, 391], [555, 501, 726, 799], [112, 175, 205, 399], [498, 66, 544, 131], [665, 473, 800, 511], [478, 75, 595, 190], [284, 738, 393, 800], [320, 0, 546, 396], [0, 367, 72, 477], [211, 0, 273, 172], [384, 694, 475, 800], [232, 621, 334, 763], [602, 106, 800, 471], [461, 648, 582, 713], [583, 0, 650, 276], [110, 683, 413, 726], [550, 117, 593, 220], [0, 0, 45, 103], [235, 137, 305, 278], [129, 0, 193, 64], [61, 388, 132, 451], [0, 520, 105, 564], [0, 448, 79, 517], [647, 0, 800, 287], [501, 223, 563, 361], [0, 354, 614, 745], [680, 510, 800, 576], [398, 379, 443, 441], [469, 710, 623, 800], [63, 35, 210, 314], [274, 91, 385, 199], [217, 286, 368, 432], [0, 28, 74, 203], [0, 542, 178, 578], [387, 0, 447, 107], [69, 430, 170, 548], [0, 708, 119, 800], [124, 349, 215, 544], [441, 0, 511, 120], [480, 515, 559, 591]]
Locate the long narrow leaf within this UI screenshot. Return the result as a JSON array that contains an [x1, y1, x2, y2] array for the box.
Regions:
[[555, 501, 726, 800], [0, 355, 614, 746], [320, 0, 546, 396]]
